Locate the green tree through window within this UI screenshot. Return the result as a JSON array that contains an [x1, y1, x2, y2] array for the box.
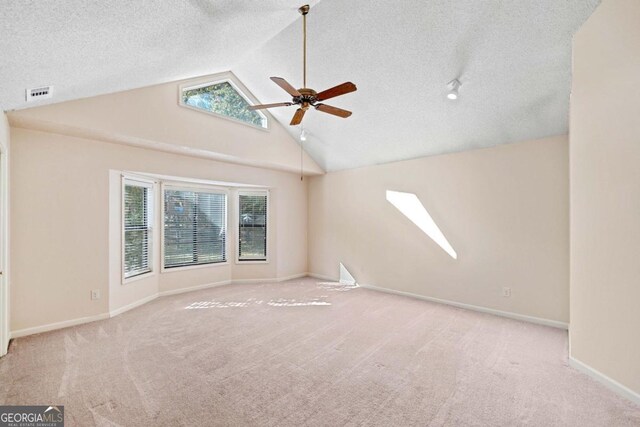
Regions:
[[238, 192, 267, 261], [124, 181, 152, 279], [182, 81, 267, 128]]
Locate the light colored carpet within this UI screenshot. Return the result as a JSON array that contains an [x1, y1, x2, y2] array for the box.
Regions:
[[1, 277, 639, 426]]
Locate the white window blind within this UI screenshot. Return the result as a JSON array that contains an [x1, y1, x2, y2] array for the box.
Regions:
[[164, 188, 227, 268], [123, 179, 153, 279], [238, 191, 268, 261]]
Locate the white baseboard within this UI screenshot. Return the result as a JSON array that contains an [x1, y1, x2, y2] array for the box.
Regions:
[[159, 273, 308, 293], [569, 356, 640, 405], [109, 293, 159, 317], [158, 280, 232, 297], [232, 273, 308, 285], [13, 280, 234, 338], [10, 312, 110, 339], [356, 283, 568, 330], [305, 273, 568, 329], [307, 272, 339, 282], [275, 273, 309, 282], [8, 273, 320, 339]]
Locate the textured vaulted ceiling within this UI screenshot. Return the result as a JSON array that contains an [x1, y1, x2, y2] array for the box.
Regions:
[[1, 0, 600, 171], [0, 0, 319, 111], [234, 0, 600, 170]]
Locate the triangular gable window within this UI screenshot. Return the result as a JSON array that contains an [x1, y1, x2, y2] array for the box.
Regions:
[[180, 77, 268, 129]]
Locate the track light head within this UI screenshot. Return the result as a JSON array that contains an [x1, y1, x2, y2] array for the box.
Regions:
[[447, 79, 461, 100]]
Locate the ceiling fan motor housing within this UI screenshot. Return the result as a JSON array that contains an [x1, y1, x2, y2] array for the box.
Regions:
[[295, 88, 318, 110]]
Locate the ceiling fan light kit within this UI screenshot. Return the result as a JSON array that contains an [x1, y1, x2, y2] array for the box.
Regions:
[[248, 4, 357, 126]]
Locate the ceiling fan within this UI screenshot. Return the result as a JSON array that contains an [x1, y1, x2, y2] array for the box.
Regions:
[[248, 4, 357, 126]]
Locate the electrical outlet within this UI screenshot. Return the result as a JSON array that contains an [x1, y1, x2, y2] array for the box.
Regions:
[[91, 290, 101, 300], [502, 287, 511, 298]]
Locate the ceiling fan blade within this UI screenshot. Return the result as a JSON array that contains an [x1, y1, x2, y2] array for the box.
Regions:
[[271, 77, 301, 97], [315, 103, 352, 118], [248, 102, 292, 110], [315, 82, 357, 102], [290, 108, 306, 125]]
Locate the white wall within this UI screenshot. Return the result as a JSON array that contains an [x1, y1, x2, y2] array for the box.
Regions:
[[308, 136, 569, 324], [10, 127, 309, 334], [570, 0, 640, 398], [0, 113, 9, 355]]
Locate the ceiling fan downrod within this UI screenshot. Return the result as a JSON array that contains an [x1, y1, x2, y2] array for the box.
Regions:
[[299, 5, 309, 89]]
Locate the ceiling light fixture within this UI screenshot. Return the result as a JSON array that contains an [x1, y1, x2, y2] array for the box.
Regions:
[[300, 127, 307, 142], [447, 79, 461, 100]]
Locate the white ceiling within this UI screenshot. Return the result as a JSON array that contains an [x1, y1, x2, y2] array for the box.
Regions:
[[0, 0, 319, 110], [234, 0, 600, 171], [1, 0, 600, 171]]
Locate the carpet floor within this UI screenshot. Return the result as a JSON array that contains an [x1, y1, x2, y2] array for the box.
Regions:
[[1, 278, 639, 426]]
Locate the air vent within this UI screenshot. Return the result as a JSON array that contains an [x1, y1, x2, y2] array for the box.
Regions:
[[26, 86, 53, 102]]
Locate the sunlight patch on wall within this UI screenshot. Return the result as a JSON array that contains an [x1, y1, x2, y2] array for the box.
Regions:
[[386, 190, 457, 259]]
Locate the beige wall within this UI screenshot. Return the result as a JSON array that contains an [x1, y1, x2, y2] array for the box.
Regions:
[[570, 0, 640, 396], [10, 127, 309, 332], [308, 136, 569, 323], [0, 113, 9, 355], [9, 72, 323, 176]]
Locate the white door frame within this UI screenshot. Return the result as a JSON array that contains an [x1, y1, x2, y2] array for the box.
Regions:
[[0, 142, 9, 356]]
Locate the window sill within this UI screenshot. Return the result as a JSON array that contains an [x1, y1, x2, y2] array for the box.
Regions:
[[122, 271, 156, 285], [161, 261, 230, 273], [235, 260, 269, 265]]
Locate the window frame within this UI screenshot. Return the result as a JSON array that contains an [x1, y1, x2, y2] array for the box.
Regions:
[[121, 175, 156, 284], [160, 183, 230, 273], [178, 74, 270, 131], [236, 189, 270, 264]]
